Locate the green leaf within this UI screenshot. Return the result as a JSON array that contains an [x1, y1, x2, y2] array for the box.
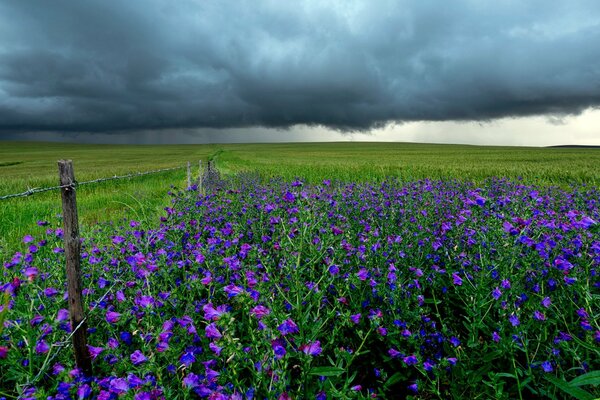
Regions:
[[384, 372, 405, 389], [544, 376, 596, 400], [570, 371, 600, 387], [309, 366, 345, 377], [571, 335, 600, 355], [494, 372, 517, 379]]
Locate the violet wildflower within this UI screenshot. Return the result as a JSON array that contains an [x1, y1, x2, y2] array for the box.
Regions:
[[541, 361, 553, 373], [106, 311, 121, 324], [533, 310, 546, 321], [492, 287, 502, 300], [109, 378, 129, 394], [205, 323, 222, 340], [272, 341, 286, 359], [180, 351, 196, 367], [388, 348, 402, 358], [541, 297, 551, 308], [183, 372, 200, 388], [130, 350, 148, 365], [250, 305, 270, 319], [87, 345, 103, 360], [452, 273, 463, 286], [77, 384, 92, 399], [277, 319, 299, 336], [35, 340, 50, 354], [300, 341, 322, 356], [492, 331, 501, 343], [403, 355, 418, 365]]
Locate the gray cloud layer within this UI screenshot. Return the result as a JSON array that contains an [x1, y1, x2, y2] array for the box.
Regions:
[[1, 0, 600, 134]]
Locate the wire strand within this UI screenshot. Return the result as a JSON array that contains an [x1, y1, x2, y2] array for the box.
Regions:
[[0, 165, 185, 201]]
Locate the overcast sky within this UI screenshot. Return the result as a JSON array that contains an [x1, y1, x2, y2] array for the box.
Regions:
[[1, 0, 599, 146]]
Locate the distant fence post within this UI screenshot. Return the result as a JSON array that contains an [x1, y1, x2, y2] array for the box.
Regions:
[[187, 161, 191, 188], [198, 160, 203, 193], [57, 160, 92, 376]]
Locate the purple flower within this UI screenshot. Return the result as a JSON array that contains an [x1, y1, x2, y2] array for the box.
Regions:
[[403, 355, 418, 365], [350, 313, 361, 324], [23, 267, 39, 281], [250, 305, 270, 319], [492, 331, 501, 343], [106, 311, 121, 324], [209, 342, 222, 355], [0, 346, 7, 359], [87, 345, 103, 360], [277, 319, 299, 336], [130, 350, 148, 366], [492, 287, 502, 300], [509, 314, 520, 327], [357, 269, 368, 281], [180, 351, 196, 367], [183, 372, 200, 388], [300, 341, 322, 356], [272, 341, 286, 359], [541, 361, 553, 373], [283, 191, 296, 202], [224, 284, 244, 297], [205, 367, 220, 381], [541, 297, 551, 308], [77, 384, 92, 399], [203, 303, 228, 320], [137, 295, 154, 308], [109, 378, 129, 394], [388, 348, 402, 358], [449, 337, 461, 347], [35, 340, 50, 354], [56, 309, 69, 322], [205, 323, 222, 340], [564, 276, 577, 285], [452, 273, 463, 286], [533, 310, 546, 321]]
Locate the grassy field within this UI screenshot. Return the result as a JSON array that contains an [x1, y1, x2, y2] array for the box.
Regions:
[[1, 140, 600, 256]]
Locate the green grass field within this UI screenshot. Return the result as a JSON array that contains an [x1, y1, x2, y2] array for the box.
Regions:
[[2, 140, 600, 256]]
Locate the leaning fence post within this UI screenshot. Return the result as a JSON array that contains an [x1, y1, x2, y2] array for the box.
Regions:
[[57, 160, 92, 375], [187, 161, 191, 188]]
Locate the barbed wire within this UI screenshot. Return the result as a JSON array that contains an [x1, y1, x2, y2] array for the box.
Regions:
[[0, 165, 185, 201]]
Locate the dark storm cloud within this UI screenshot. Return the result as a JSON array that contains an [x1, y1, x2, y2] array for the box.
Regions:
[[1, 0, 600, 134]]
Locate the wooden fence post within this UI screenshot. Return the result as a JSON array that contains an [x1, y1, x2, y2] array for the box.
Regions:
[[187, 161, 191, 188], [58, 160, 92, 376], [198, 160, 203, 193]]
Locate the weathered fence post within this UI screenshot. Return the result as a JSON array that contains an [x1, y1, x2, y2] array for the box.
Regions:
[[57, 160, 92, 375], [187, 161, 191, 188], [198, 160, 203, 193]]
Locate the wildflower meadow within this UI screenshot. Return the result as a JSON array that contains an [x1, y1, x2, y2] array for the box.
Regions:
[[1, 176, 599, 399]]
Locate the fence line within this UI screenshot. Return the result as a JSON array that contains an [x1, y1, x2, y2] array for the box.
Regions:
[[0, 165, 185, 201]]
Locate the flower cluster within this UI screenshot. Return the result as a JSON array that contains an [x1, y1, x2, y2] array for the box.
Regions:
[[0, 177, 599, 399]]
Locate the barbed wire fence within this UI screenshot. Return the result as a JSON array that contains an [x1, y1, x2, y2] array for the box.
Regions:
[[0, 165, 187, 201], [2, 159, 207, 395]]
